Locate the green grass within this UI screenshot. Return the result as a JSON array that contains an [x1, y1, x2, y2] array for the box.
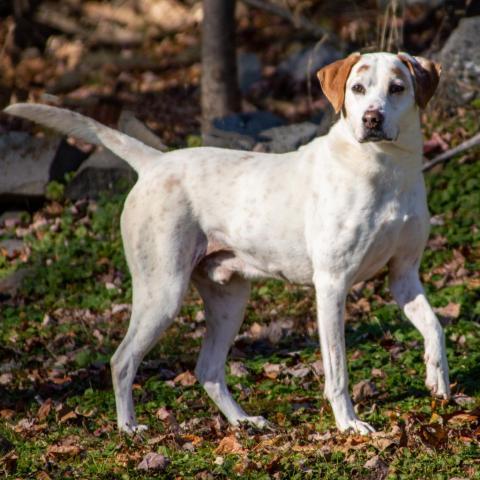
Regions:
[[1, 119, 479, 478]]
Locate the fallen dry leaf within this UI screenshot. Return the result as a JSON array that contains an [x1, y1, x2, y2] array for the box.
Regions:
[[214, 435, 245, 455], [36, 471, 52, 480], [137, 452, 170, 472], [59, 410, 78, 424], [0, 373, 13, 385], [371, 368, 385, 378], [447, 411, 480, 426], [434, 302, 461, 321], [364, 454, 388, 473], [37, 399, 53, 421], [47, 444, 82, 457], [0, 409, 15, 419], [155, 406, 171, 421], [423, 132, 449, 154], [173, 370, 197, 386], [263, 363, 283, 379], [182, 434, 203, 446], [291, 444, 317, 453], [285, 364, 310, 378], [311, 359, 324, 376], [352, 380, 379, 403], [452, 394, 476, 407], [229, 361, 248, 377]]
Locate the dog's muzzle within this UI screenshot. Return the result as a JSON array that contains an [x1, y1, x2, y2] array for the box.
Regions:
[[359, 109, 391, 143]]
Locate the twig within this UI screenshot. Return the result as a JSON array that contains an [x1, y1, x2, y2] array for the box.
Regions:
[[422, 132, 480, 172], [240, 0, 328, 38]]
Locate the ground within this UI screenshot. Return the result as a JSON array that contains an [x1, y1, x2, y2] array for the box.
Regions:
[[0, 2, 480, 477], [0, 103, 479, 479]]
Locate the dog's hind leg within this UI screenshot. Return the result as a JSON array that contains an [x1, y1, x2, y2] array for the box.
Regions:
[[110, 272, 190, 434], [192, 272, 269, 428], [111, 194, 196, 434]]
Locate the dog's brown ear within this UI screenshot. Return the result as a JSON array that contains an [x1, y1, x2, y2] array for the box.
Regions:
[[317, 53, 361, 114], [398, 53, 441, 109]]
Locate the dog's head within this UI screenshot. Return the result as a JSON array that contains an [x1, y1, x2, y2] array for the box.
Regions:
[[317, 52, 441, 144]]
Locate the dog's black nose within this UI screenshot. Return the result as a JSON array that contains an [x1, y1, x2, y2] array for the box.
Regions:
[[362, 110, 384, 130]]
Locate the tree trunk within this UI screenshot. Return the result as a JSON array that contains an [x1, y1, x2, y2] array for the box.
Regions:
[[201, 0, 241, 135]]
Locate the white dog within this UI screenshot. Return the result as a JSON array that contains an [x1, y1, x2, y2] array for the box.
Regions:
[[5, 52, 450, 435]]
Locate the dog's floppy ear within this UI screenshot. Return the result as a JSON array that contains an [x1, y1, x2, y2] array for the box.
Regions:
[[317, 53, 361, 114], [398, 53, 441, 109]]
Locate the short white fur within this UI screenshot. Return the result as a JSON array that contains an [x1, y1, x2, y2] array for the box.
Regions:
[[4, 52, 450, 435]]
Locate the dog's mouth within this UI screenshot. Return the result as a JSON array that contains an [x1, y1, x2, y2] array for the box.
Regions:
[[359, 130, 393, 143]]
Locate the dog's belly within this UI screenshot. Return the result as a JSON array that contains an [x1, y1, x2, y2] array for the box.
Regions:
[[198, 230, 314, 285]]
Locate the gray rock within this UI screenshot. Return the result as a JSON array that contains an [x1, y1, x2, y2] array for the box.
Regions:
[[0, 239, 25, 257], [278, 43, 343, 83], [0, 268, 32, 297], [118, 110, 168, 151], [203, 111, 285, 150], [238, 52, 262, 94], [203, 109, 334, 153], [0, 132, 61, 197], [0, 132, 87, 203], [255, 122, 319, 153], [435, 17, 480, 107], [0, 211, 26, 228], [65, 149, 137, 200]]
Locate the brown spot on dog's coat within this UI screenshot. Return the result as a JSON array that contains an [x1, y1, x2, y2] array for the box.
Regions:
[[391, 67, 408, 82], [357, 64, 370, 73], [164, 175, 180, 192]]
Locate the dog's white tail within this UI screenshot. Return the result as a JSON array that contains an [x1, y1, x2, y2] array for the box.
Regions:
[[4, 103, 162, 173]]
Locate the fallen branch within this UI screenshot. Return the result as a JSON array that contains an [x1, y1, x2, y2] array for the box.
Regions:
[[240, 0, 328, 38], [422, 132, 480, 171]]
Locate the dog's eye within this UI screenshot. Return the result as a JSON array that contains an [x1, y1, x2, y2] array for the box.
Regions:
[[389, 83, 405, 94], [352, 84, 366, 95]]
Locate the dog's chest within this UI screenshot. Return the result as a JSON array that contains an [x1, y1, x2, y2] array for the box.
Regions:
[[352, 198, 407, 282], [310, 174, 411, 283]]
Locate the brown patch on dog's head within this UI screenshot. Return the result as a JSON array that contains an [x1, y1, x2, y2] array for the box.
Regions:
[[398, 53, 441, 109], [317, 53, 361, 114], [357, 64, 370, 73], [391, 67, 409, 82]]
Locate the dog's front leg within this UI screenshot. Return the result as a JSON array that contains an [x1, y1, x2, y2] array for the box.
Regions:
[[389, 261, 450, 399], [314, 272, 375, 434]]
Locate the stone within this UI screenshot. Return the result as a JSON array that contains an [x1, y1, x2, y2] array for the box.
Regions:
[[0, 268, 33, 298], [0, 132, 61, 197], [435, 17, 480, 108], [0, 211, 25, 228], [0, 132, 87, 203], [65, 149, 137, 200], [278, 43, 343, 83], [203, 111, 285, 150], [0, 239, 25, 257], [204, 108, 335, 153], [238, 52, 262, 94], [255, 122, 320, 153]]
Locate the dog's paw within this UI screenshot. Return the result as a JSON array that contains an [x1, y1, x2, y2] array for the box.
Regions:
[[338, 419, 376, 435], [119, 423, 149, 435], [235, 415, 271, 430], [426, 362, 450, 399]]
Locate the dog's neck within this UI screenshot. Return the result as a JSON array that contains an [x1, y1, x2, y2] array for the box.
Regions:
[[328, 111, 422, 161], [320, 111, 424, 191]]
